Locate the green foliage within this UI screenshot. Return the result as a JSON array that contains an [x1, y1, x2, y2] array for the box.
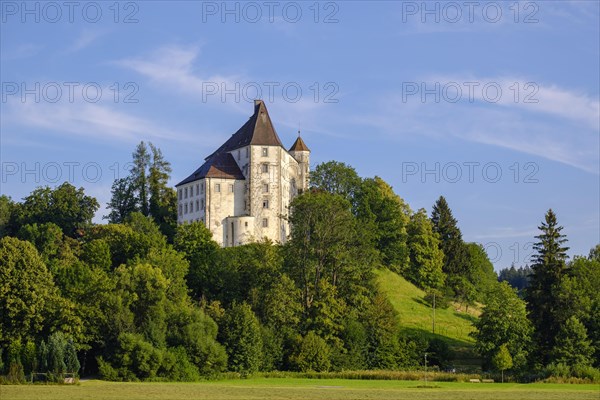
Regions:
[[406, 209, 445, 291], [286, 191, 373, 311], [47, 332, 67, 374], [492, 344, 513, 382], [17, 222, 63, 261], [221, 302, 263, 374], [81, 239, 112, 271], [174, 221, 219, 300], [0, 237, 57, 347], [356, 177, 411, 272], [0, 195, 15, 237], [293, 331, 331, 372], [148, 143, 178, 241], [430, 196, 470, 299], [310, 161, 362, 206], [551, 316, 594, 367], [465, 243, 498, 301], [100, 333, 163, 380], [363, 293, 401, 369], [471, 282, 532, 371], [526, 209, 570, 364], [131, 141, 151, 217], [498, 264, 532, 294], [108, 142, 177, 240], [167, 307, 227, 375], [114, 263, 168, 346], [16, 182, 99, 237], [105, 176, 139, 224], [427, 338, 452, 369], [558, 254, 600, 366], [64, 338, 80, 374]]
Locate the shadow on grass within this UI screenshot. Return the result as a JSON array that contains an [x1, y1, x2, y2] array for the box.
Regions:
[[452, 312, 478, 324]]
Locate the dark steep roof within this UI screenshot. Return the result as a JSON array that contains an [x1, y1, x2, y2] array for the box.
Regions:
[[289, 136, 310, 152], [176, 101, 287, 187], [205, 100, 284, 160], [176, 153, 244, 186]]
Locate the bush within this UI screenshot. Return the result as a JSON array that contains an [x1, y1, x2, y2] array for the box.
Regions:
[[572, 364, 600, 382], [545, 362, 571, 379], [161, 347, 201, 382], [427, 338, 453, 369], [293, 331, 331, 372]]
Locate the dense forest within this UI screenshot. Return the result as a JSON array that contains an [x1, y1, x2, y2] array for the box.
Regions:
[[0, 143, 598, 383]]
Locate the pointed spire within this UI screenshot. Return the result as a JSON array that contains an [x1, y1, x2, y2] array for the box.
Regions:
[[289, 135, 310, 152]]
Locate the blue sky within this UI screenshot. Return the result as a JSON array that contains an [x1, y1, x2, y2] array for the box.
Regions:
[[1, 1, 598, 269]]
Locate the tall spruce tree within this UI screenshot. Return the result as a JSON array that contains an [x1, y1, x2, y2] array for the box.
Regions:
[[526, 209, 569, 365], [430, 196, 470, 298], [107, 142, 176, 239], [148, 143, 177, 240], [131, 141, 151, 216]]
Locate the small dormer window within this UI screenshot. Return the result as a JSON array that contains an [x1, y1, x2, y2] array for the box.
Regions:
[[237, 150, 241, 160], [262, 147, 268, 157]]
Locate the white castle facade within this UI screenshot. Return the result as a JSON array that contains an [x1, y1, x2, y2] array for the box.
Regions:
[[176, 100, 310, 247]]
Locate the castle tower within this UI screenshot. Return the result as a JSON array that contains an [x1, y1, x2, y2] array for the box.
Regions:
[[176, 100, 309, 247], [289, 134, 310, 193]]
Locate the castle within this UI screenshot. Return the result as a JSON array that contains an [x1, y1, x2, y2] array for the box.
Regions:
[[176, 100, 310, 247]]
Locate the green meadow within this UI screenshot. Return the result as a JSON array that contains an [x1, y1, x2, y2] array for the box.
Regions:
[[3, 378, 599, 400]]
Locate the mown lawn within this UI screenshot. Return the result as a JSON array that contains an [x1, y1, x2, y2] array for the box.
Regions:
[[2, 378, 599, 400]]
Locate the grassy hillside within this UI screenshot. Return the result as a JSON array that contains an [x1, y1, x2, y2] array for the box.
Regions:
[[375, 268, 482, 370]]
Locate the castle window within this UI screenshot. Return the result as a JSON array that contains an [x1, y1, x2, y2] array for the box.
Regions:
[[215, 183, 221, 192], [245, 222, 248, 227], [229, 184, 234, 193], [184, 187, 188, 198], [178, 189, 182, 200], [262, 183, 269, 193], [262, 218, 269, 227], [184, 204, 188, 214], [196, 184, 199, 196], [201, 182, 204, 194], [262, 199, 269, 209], [178, 205, 182, 216], [262, 147, 268, 157], [201, 199, 205, 210], [261, 164, 269, 173], [196, 200, 199, 211]]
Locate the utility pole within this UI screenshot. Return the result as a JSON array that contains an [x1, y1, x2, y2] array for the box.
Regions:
[[432, 292, 436, 334], [424, 352, 428, 387]]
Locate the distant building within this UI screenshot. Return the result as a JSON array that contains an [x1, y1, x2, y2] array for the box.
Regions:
[[175, 100, 310, 246]]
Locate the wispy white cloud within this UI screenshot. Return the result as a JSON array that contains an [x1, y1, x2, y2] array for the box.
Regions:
[[2, 43, 42, 60], [115, 45, 242, 106], [115, 44, 340, 140], [2, 98, 194, 144], [355, 77, 599, 174], [65, 29, 109, 53], [471, 226, 539, 240]]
